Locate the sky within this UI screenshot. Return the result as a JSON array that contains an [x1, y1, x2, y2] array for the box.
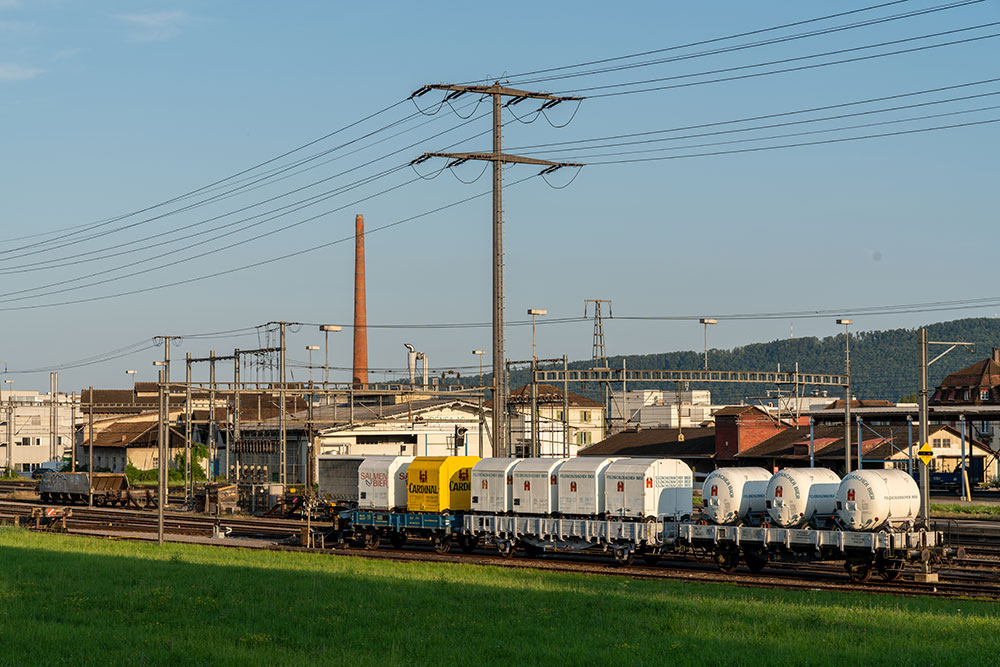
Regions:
[[1, 0, 999, 392]]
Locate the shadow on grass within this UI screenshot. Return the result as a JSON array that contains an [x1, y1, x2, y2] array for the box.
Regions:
[[0, 531, 998, 666]]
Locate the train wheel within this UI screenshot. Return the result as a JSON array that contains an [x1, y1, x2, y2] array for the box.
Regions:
[[715, 547, 739, 573], [744, 549, 768, 573], [362, 530, 381, 550], [95, 495, 108, 507], [845, 559, 874, 583], [613, 546, 635, 567], [389, 532, 407, 549], [459, 535, 479, 554], [432, 534, 452, 554], [496, 540, 516, 559], [876, 557, 904, 582]]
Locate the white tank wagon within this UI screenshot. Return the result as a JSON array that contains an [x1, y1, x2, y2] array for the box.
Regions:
[[604, 458, 693, 521], [836, 469, 921, 532], [357, 456, 413, 511], [470, 458, 521, 514], [701, 467, 771, 525], [512, 458, 568, 515], [556, 457, 617, 517], [765, 468, 841, 528]]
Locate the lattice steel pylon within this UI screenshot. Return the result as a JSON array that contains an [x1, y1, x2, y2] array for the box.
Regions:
[[584, 299, 612, 369]]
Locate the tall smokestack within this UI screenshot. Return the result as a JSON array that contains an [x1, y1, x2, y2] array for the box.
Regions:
[[353, 214, 368, 387]]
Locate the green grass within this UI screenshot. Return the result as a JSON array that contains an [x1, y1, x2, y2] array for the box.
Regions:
[[931, 503, 1000, 519], [0, 527, 998, 666]]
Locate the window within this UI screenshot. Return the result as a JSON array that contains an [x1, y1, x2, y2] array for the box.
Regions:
[[963, 390, 970, 401], [932, 438, 950, 449], [19, 437, 30, 446], [555, 410, 564, 421], [579, 410, 592, 423], [981, 389, 990, 401], [575, 432, 592, 446]]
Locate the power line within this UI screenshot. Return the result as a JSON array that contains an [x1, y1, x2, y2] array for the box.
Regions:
[[511, 1, 985, 86], [563, 25, 1000, 98]]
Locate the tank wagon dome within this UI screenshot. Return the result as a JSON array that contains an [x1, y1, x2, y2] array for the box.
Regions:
[[512, 457, 568, 515], [406, 456, 481, 513], [765, 467, 841, 528], [604, 458, 693, 521], [357, 456, 414, 511], [470, 458, 522, 514], [702, 467, 771, 525], [836, 468, 920, 531], [556, 456, 617, 517]]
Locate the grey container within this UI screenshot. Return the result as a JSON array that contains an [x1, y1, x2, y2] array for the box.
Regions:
[[317, 456, 365, 503], [39, 472, 91, 495]]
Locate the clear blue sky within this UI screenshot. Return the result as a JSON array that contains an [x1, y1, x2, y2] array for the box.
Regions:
[[1, 1, 998, 391]]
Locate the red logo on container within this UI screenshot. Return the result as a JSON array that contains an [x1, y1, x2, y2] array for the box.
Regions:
[[848, 489, 855, 501], [570, 482, 577, 492], [617, 481, 624, 493], [775, 486, 783, 498], [550, 475, 557, 485], [507, 475, 513, 484], [459, 469, 469, 481], [524, 481, 531, 491], [711, 485, 718, 497], [481, 480, 488, 490], [419, 470, 427, 483], [645, 478, 653, 489]]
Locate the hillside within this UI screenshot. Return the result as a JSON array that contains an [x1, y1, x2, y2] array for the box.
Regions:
[[499, 317, 1000, 405]]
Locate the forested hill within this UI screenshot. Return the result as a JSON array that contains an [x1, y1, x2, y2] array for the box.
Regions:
[[503, 318, 1000, 405]]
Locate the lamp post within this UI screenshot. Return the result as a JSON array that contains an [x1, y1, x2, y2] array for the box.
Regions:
[[3, 379, 12, 475], [699, 318, 718, 370], [319, 325, 342, 386], [527, 309, 547, 361], [836, 319, 852, 474], [306, 346, 320, 385], [472, 350, 486, 383], [125, 369, 137, 391]]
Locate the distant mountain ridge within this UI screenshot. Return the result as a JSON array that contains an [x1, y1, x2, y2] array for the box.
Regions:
[[501, 317, 1000, 406]]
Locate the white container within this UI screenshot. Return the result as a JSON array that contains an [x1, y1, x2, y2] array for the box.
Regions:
[[556, 457, 617, 517], [604, 458, 694, 521], [471, 458, 521, 514], [702, 467, 771, 525], [512, 458, 567, 515], [836, 469, 920, 531], [317, 456, 365, 502], [765, 468, 841, 528], [357, 456, 414, 510]]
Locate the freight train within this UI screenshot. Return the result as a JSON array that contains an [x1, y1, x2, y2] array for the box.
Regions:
[[317, 455, 956, 583]]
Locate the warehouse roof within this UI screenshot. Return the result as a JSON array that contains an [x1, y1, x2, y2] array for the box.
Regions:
[[496, 384, 603, 408], [580, 426, 716, 458]]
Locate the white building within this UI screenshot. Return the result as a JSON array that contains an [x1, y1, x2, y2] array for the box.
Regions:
[[505, 384, 606, 457], [0, 389, 77, 474], [315, 398, 489, 459], [609, 389, 723, 430]]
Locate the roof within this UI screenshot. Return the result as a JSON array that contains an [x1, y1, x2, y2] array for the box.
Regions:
[[824, 399, 895, 410], [81, 415, 186, 449], [936, 357, 1000, 390], [488, 384, 603, 409], [712, 405, 764, 417], [579, 427, 716, 458], [314, 397, 486, 433]]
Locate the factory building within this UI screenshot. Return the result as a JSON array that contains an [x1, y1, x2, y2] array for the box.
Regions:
[[0, 389, 76, 474]]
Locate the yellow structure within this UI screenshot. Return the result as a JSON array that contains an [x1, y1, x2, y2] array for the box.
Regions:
[[406, 456, 481, 512]]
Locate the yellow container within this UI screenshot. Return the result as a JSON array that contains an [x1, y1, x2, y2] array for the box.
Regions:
[[406, 456, 481, 512]]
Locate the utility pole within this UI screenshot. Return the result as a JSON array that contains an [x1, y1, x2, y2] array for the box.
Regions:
[[209, 350, 217, 482], [265, 323, 297, 485], [157, 369, 165, 546], [836, 319, 852, 474], [585, 299, 612, 431], [87, 387, 93, 507], [5, 388, 13, 476], [411, 82, 582, 457], [49, 372, 58, 463], [184, 353, 192, 505], [234, 349, 241, 484], [153, 335, 179, 491]]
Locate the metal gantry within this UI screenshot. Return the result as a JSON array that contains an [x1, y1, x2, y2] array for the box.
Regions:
[[533, 368, 848, 386]]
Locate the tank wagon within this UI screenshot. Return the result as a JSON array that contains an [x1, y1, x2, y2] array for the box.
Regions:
[[336, 457, 958, 580], [701, 467, 771, 525], [836, 469, 920, 532], [765, 468, 840, 528], [357, 456, 412, 511]]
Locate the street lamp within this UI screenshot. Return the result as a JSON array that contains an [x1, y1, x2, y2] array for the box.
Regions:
[[527, 309, 547, 361], [125, 369, 138, 391], [836, 319, 853, 474], [699, 318, 718, 370], [306, 346, 320, 385], [4, 379, 12, 474], [319, 325, 342, 386], [472, 350, 486, 385]]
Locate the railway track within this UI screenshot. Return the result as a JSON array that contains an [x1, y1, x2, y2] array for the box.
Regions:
[[4, 498, 999, 599]]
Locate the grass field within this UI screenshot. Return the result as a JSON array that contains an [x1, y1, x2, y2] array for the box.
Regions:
[[932, 502, 1000, 519], [1, 527, 998, 666]]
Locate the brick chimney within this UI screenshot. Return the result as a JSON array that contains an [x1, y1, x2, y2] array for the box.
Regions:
[[352, 214, 368, 387], [993, 348, 999, 364]]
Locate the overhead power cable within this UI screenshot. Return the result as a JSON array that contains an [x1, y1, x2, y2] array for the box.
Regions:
[[561, 24, 1000, 98], [511, 0, 985, 86]]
